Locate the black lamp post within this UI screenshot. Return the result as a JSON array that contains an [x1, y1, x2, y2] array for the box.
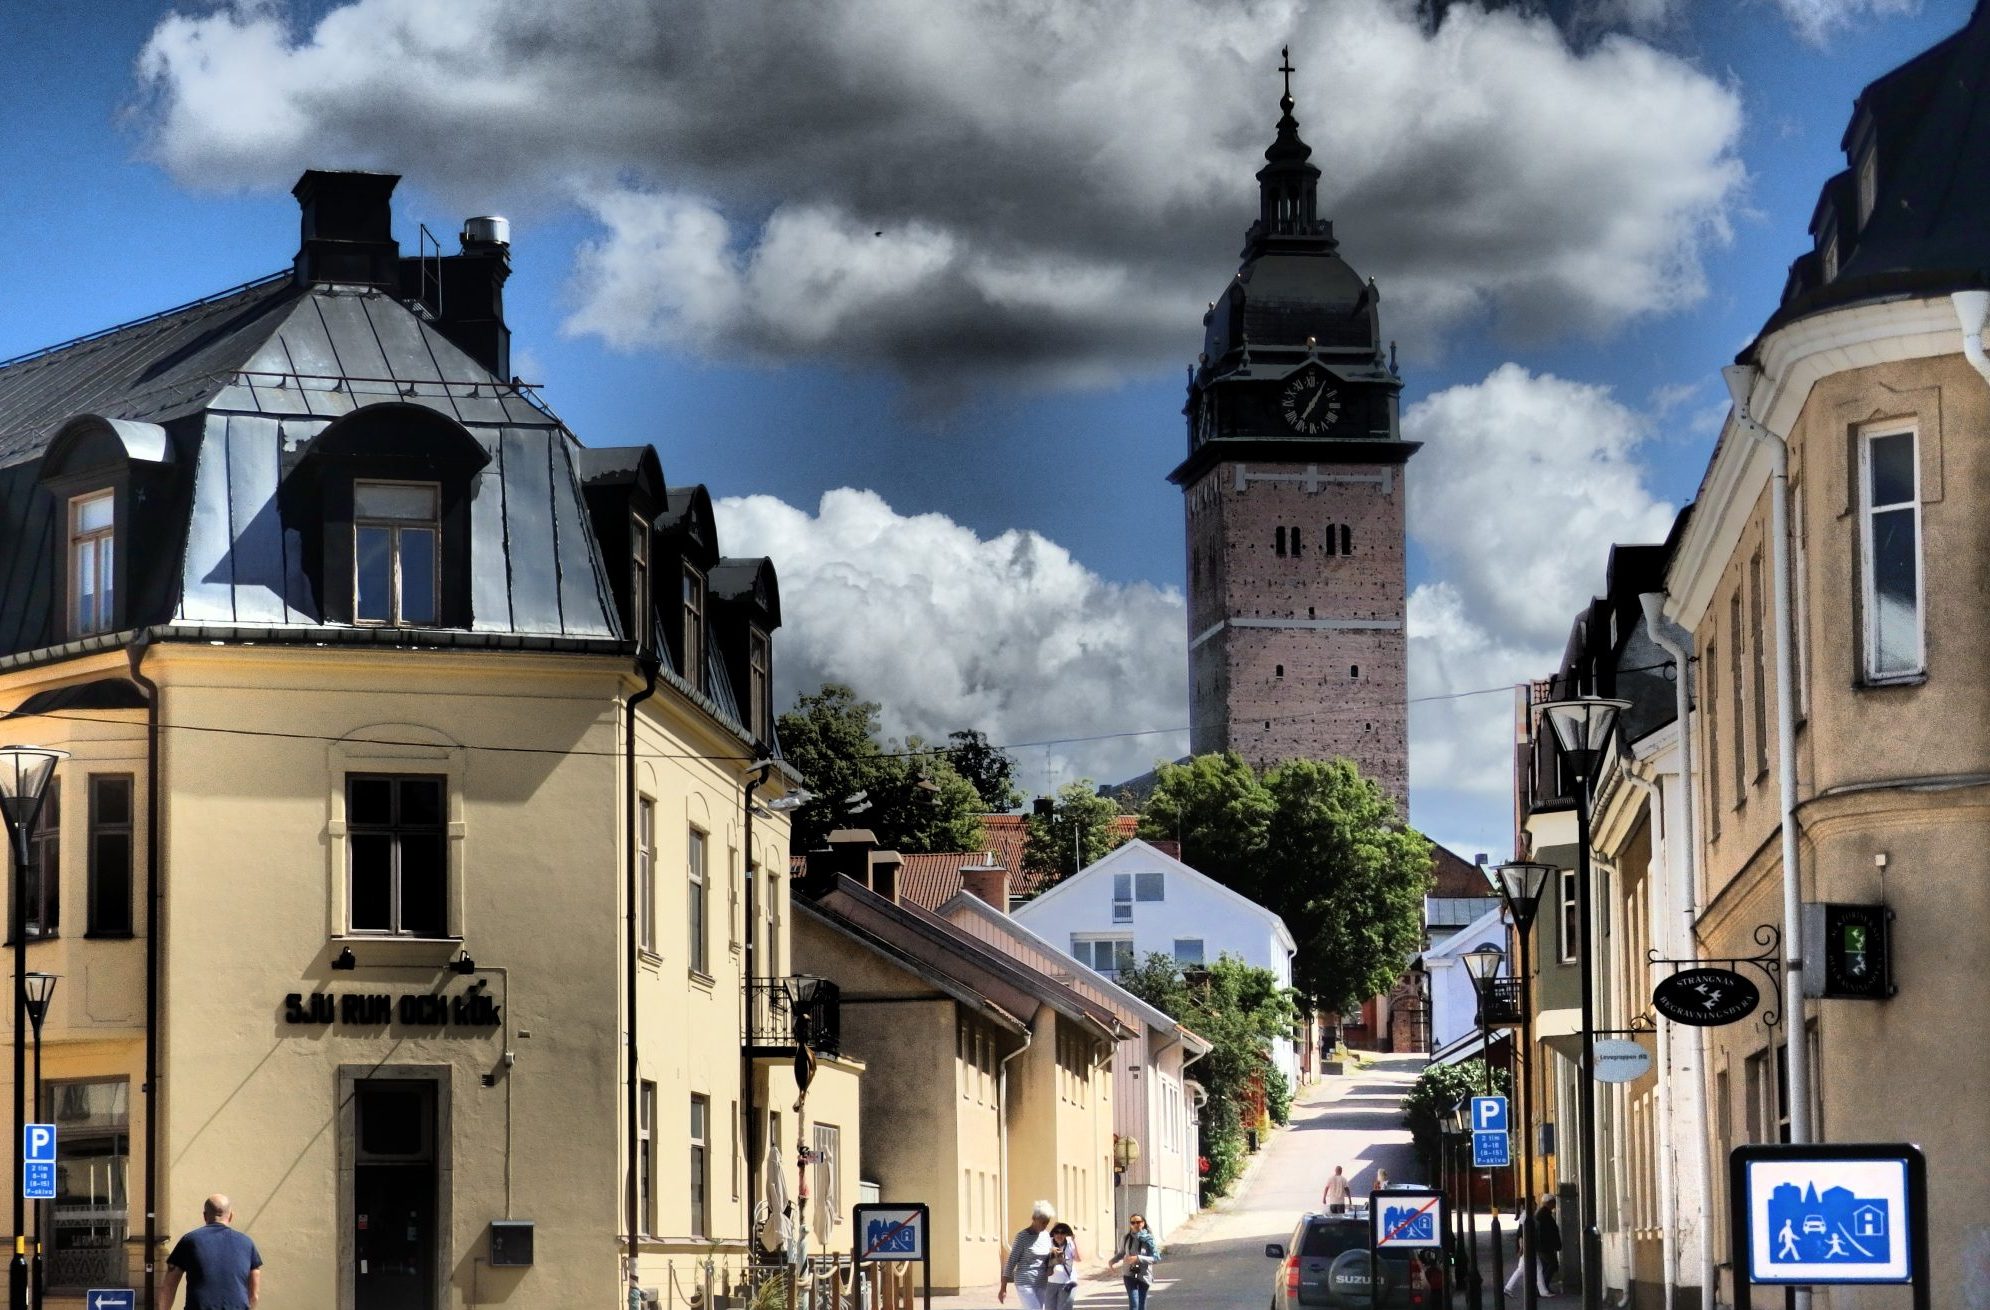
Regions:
[[1462, 945, 1506, 1310], [788, 974, 823, 1267], [1535, 698, 1627, 1310], [0, 746, 65, 1310], [1488, 861, 1554, 1310], [1450, 1097, 1483, 1310], [20, 974, 53, 1310]]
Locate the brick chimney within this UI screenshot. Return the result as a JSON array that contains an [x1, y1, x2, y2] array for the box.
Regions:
[[293, 170, 402, 288], [870, 850, 905, 904], [402, 216, 513, 378], [824, 829, 879, 890], [960, 853, 1009, 911], [1150, 839, 1182, 861]]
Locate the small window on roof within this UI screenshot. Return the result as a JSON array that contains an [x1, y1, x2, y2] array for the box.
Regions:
[[631, 515, 652, 653], [749, 627, 772, 741], [353, 481, 439, 627], [1857, 146, 1877, 228], [682, 564, 706, 691], [68, 491, 115, 638]]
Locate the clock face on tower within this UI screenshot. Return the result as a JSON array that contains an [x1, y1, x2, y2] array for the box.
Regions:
[[1280, 367, 1341, 435]]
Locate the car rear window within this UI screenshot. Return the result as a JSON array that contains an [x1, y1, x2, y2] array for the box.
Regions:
[[1298, 1222, 1365, 1258]]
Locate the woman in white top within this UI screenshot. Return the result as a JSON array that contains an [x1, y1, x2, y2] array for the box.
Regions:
[[1040, 1222, 1080, 1310]]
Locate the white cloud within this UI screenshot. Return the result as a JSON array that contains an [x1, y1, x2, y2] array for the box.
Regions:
[[134, 0, 1744, 383], [1770, 0, 1919, 46], [714, 489, 1189, 790]]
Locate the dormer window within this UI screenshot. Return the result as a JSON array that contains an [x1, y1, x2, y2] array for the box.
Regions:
[[682, 564, 706, 691], [68, 491, 115, 637], [631, 515, 652, 653], [354, 481, 439, 626], [1856, 146, 1877, 229], [749, 627, 771, 740], [1822, 235, 1840, 283]]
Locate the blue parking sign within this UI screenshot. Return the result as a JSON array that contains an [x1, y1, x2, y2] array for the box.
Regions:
[[1471, 1096, 1508, 1133], [23, 1124, 54, 1200]]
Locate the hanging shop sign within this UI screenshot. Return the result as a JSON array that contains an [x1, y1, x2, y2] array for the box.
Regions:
[[1652, 968, 1761, 1027], [281, 985, 501, 1028], [1592, 1039, 1653, 1083]]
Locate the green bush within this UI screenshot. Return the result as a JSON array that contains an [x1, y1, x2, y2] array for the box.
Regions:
[[1265, 1067, 1294, 1126], [1399, 1060, 1509, 1180], [1198, 1096, 1246, 1200]]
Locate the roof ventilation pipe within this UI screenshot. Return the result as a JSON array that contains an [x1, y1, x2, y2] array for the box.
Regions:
[[1951, 290, 1990, 387]]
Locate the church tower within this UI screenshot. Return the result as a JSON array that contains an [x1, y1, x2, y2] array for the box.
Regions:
[[1172, 54, 1418, 803]]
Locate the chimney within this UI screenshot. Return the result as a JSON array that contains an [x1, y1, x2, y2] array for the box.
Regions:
[[870, 850, 905, 904], [1151, 839, 1182, 861], [293, 170, 402, 288], [960, 853, 1010, 912], [825, 829, 878, 889], [402, 215, 513, 379]]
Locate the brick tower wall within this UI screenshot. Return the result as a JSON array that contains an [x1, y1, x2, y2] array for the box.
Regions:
[[1185, 457, 1409, 804]]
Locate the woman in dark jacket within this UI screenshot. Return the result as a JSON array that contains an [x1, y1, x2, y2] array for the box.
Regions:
[[1534, 1198, 1564, 1294], [1108, 1214, 1161, 1310]]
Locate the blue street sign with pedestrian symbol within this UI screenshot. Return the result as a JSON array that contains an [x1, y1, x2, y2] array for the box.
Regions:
[[1472, 1130, 1511, 1168], [1471, 1096, 1508, 1133], [22, 1123, 54, 1200], [87, 1292, 136, 1310], [1741, 1152, 1912, 1283]]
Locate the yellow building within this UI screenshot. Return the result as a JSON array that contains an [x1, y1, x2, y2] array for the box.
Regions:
[[0, 170, 855, 1309]]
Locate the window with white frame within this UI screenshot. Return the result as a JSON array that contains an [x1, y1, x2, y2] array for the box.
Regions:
[[1172, 938, 1205, 965], [1071, 935, 1135, 976], [749, 627, 772, 741], [637, 797, 656, 955], [1559, 865, 1577, 965], [353, 481, 439, 626], [689, 1094, 710, 1236], [1856, 145, 1877, 228], [688, 827, 709, 975], [682, 564, 707, 690], [68, 491, 115, 637], [813, 1123, 840, 1233], [1861, 429, 1923, 680], [346, 774, 447, 937], [1111, 873, 1133, 922], [639, 1080, 657, 1235], [630, 515, 651, 653]]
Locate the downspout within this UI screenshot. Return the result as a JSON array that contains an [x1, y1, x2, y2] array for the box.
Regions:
[[1723, 363, 1813, 1179], [624, 659, 659, 1277], [1952, 290, 1990, 386], [1638, 594, 1714, 1310], [124, 633, 160, 1309], [742, 761, 772, 1249], [997, 1022, 1035, 1231]]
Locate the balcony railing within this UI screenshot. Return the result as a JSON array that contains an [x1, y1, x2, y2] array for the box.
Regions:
[[747, 977, 841, 1059], [1474, 977, 1525, 1027]]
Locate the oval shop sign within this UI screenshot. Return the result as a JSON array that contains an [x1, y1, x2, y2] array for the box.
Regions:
[[1593, 1039, 1653, 1084], [1651, 967, 1761, 1028]]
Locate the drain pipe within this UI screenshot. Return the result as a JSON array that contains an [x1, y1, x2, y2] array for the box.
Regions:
[[1953, 290, 1990, 385], [1721, 365, 1813, 1310], [623, 658, 659, 1279], [124, 632, 161, 1309], [1638, 595, 1714, 1310], [997, 1017, 1037, 1233]]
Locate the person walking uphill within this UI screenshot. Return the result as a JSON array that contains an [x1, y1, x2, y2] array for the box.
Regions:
[[1322, 1165, 1352, 1213], [1108, 1213, 1161, 1310], [999, 1201, 1057, 1309], [159, 1194, 262, 1309]]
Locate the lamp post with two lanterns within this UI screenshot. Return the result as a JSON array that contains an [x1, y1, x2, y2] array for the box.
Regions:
[[0, 746, 66, 1310]]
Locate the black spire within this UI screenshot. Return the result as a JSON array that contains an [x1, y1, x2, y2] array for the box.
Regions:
[[1253, 46, 1327, 248]]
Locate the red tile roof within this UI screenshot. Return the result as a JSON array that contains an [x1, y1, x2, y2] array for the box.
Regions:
[[795, 813, 1142, 910]]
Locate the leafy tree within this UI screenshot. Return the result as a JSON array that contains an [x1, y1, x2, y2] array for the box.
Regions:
[[775, 684, 985, 854], [1139, 752, 1434, 1014], [1400, 1059, 1509, 1181], [1117, 953, 1298, 1200], [1022, 781, 1127, 881], [945, 730, 1023, 813]]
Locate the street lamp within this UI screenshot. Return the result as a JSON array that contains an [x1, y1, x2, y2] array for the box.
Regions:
[[1536, 697, 1626, 1310], [20, 975, 53, 1310], [1488, 861, 1554, 1310], [0, 746, 65, 1310]]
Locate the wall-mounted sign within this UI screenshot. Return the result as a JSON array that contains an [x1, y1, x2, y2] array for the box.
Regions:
[[282, 986, 501, 1028], [1728, 1141, 1929, 1309], [1800, 903, 1896, 1000], [1592, 1039, 1653, 1083], [1653, 968, 1761, 1027]]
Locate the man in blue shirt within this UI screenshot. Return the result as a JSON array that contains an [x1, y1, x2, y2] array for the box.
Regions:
[[159, 1194, 262, 1310]]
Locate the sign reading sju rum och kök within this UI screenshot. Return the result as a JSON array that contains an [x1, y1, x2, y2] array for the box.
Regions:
[[283, 986, 501, 1028], [1652, 968, 1761, 1027]]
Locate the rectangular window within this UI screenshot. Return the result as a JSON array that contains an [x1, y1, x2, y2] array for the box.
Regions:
[[637, 797, 656, 955], [346, 774, 447, 937], [16, 779, 58, 941], [1729, 591, 1747, 798], [1791, 485, 1810, 720], [1274, 527, 1286, 557], [1856, 146, 1877, 228], [1750, 553, 1768, 777], [813, 1123, 840, 1233], [1559, 865, 1577, 965], [1072, 936, 1134, 976], [87, 775, 133, 936], [689, 1095, 710, 1237], [688, 827, 709, 975], [353, 481, 439, 627], [631, 515, 651, 653], [1172, 938, 1205, 965], [1861, 429, 1923, 680], [1134, 871, 1165, 902], [1744, 1050, 1766, 1143], [1703, 643, 1721, 839], [68, 491, 115, 638], [639, 1081, 657, 1236], [682, 565, 706, 690], [44, 1078, 129, 1293], [749, 628, 772, 741], [1111, 873, 1133, 923]]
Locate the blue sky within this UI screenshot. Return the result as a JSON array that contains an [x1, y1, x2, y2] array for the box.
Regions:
[[0, 0, 1973, 854]]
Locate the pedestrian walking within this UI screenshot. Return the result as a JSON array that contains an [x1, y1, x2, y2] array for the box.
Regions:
[[1040, 1222, 1080, 1310], [1503, 1213, 1553, 1298], [1000, 1201, 1057, 1308], [159, 1193, 263, 1310], [1370, 1168, 1391, 1196], [1108, 1213, 1161, 1310], [1535, 1197, 1564, 1295], [1322, 1166, 1352, 1213]]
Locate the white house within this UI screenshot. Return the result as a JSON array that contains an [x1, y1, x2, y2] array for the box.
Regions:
[[1419, 905, 1510, 1058], [1013, 839, 1300, 1086]]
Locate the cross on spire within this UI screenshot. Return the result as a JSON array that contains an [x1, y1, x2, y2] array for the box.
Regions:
[[1279, 45, 1296, 100]]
